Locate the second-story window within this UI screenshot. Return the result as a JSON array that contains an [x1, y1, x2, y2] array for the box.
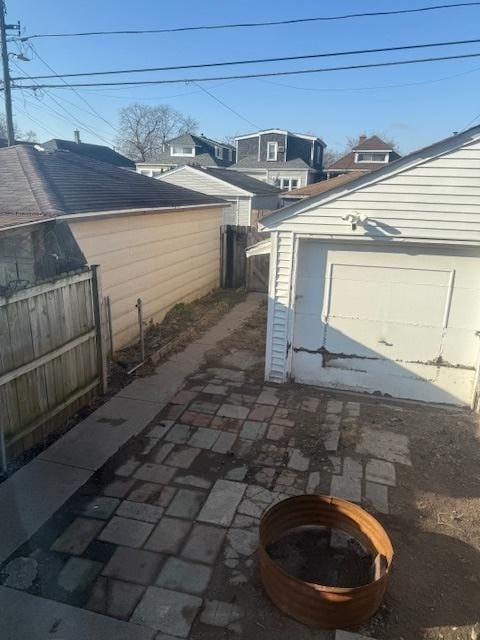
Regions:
[[171, 145, 195, 156], [355, 152, 389, 163], [215, 146, 224, 159], [267, 141, 278, 161]]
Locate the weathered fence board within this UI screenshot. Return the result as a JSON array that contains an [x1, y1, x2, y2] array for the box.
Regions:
[[0, 268, 106, 462], [220, 225, 270, 292]]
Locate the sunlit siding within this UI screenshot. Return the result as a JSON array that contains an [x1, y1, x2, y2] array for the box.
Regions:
[[276, 139, 480, 243], [69, 206, 222, 349]]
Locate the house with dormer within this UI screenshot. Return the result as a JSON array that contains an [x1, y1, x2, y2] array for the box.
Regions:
[[326, 135, 401, 178], [136, 133, 235, 177], [231, 129, 326, 190]]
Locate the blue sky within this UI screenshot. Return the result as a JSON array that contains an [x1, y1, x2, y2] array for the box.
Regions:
[[8, 0, 480, 154]]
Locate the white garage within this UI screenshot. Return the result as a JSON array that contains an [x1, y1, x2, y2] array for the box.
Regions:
[[260, 125, 480, 407]]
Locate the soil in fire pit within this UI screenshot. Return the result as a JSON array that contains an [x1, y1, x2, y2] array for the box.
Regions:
[[266, 525, 373, 588]]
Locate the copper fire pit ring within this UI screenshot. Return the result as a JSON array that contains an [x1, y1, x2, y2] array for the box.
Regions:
[[258, 494, 394, 629]]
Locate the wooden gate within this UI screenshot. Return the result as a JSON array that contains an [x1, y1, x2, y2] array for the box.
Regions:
[[220, 225, 270, 292]]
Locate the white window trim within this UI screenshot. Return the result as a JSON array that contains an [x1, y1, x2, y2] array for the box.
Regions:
[[170, 145, 195, 157], [267, 141, 278, 162], [354, 151, 389, 163], [275, 177, 300, 190]]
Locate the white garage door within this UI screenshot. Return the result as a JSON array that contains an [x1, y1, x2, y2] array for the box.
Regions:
[[291, 241, 480, 406]]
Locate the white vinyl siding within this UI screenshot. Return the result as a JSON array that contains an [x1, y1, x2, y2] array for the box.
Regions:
[[273, 139, 480, 244], [265, 231, 294, 382]]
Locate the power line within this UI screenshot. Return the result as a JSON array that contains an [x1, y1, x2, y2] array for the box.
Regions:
[[191, 81, 260, 129], [11, 37, 480, 80], [12, 51, 480, 89], [27, 44, 117, 133], [11, 60, 114, 144], [12, 2, 480, 41]]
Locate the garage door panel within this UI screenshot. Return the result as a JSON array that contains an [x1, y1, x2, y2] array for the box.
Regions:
[[291, 240, 480, 406], [325, 318, 444, 362]]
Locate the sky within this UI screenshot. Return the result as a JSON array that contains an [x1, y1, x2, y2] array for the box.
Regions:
[[7, 0, 480, 155]]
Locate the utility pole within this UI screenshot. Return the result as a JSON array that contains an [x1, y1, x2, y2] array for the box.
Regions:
[[0, 0, 19, 146]]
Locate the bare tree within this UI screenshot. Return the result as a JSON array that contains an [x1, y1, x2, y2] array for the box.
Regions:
[[115, 103, 199, 162], [0, 114, 37, 143], [323, 148, 343, 168], [345, 131, 398, 151]]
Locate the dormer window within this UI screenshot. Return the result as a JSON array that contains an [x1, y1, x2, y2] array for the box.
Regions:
[[171, 145, 195, 157], [355, 152, 389, 163], [267, 141, 278, 161], [215, 146, 223, 159]]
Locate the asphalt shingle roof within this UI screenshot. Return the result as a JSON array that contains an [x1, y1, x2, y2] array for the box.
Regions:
[[0, 145, 224, 217], [200, 167, 280, 195], [42, 139, 135, 168], [145, 133, 234, 167], [282, 172, 366, 198], [354, 135, 393, 151], [232, 156, 312, 170]]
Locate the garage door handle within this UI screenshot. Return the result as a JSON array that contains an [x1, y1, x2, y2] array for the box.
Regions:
[[378, 339, 393, 346]]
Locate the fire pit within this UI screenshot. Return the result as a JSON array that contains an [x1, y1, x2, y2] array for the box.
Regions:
[[258, 494, 394, 629]]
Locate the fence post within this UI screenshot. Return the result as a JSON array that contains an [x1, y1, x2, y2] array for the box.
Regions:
[[106, 295, 114, 358], [136, 298, 145, 362], [91, 265, 108, 394]]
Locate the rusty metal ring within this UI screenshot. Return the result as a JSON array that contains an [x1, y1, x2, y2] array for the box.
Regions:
[[258, 494, 394, 629]]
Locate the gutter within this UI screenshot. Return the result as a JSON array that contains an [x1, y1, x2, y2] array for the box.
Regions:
[[56, 202, 225, 222]]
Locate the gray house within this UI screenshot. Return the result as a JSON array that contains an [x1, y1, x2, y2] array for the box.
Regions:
[[136, 133, 235, 177], [231, 129, 326, 190]]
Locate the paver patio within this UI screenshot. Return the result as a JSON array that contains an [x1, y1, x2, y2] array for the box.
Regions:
[[0, 293, 478, 640]]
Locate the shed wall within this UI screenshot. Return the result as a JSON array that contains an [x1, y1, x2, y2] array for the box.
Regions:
[[69, 207, 222, 349]]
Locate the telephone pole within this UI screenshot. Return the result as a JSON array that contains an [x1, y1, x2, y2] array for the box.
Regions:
[[0, 0, 19, 145]]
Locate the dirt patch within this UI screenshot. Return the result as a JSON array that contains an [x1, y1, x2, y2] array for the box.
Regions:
[[267, 525, 373, 588]]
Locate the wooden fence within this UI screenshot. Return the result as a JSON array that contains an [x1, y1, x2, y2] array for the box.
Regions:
[[220, 225, 269, 292], [0, 266, 107, 466]]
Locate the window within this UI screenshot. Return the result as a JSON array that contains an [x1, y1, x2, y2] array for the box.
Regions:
[[316, 145, 322, 164], [171, 145, 195, 156], [267, 141, 278, 161], [274, 177, 299, 190], [215, 146, 223, 159], [355, 152, 389, 163]]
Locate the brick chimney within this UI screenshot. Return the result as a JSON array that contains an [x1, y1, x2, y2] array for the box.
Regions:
[[358, 135, 367, 144], [74, 129, 81, 144]]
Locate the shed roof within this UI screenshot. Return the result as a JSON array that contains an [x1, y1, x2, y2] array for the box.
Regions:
[[201, 167, 280, 194], [0, 145, 224, 218], [282, 172, 365, 198]]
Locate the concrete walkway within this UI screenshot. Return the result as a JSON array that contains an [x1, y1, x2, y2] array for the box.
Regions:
[[0, 293, 263, 566]]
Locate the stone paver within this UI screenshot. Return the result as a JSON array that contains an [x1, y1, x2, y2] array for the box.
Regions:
[[248, 404, 275, 421], [200, 599, 244, 629], [288, 448, 310, 471], [87, 577, 144, 620], [102, 546, 164, 585], [306, 471, 321, 493], [203, 383, 229, 395], [266, 424, 286, 440], [57, 557, 102, 593], [240, 420, 267, 440], [164, 424, 192, 444], [225, 465, 248, 481], [327, 399, 343, 414], [198, 480, 247, 527], [144, 517, 191, 554], [134, 463, 176, 485], [102, 477, 136, 499], [147, 421, 174, 439], [171, 390, 197, 405], [356, 426, 412, 465], [330, 474, 362, 503], [365, 481, 389, 514], [174, 475, 211, 490], [181, 523, 226, 564], [217, 404, 249, 420], [51, 517, 104, 555], [156, 557, 211, 595], [187, 428, 220, 450], [256, 388, 279, 405], [365, 458, 396, 486], [115, 458, 141, 477], [116, 500, 163, 523], [2, 557, 38, 590], [178, 411, 211, 428], [189, 400, 219, 415], [166, 489, 205, 519], [77, 496, 120, 520], [212, 431, 237, 453], [164, 446, 200, 469], [153, 443, 175, 464], [98, 516, 154, 548], [131, 586, 202, 637], [127, 482, 162, 503]]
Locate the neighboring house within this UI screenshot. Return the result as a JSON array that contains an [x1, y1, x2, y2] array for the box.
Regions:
[[326, 135, 400, 178], [255, 125, 480, 407], [232, 129, 326, 190], [0, 145, 226, 349], [280, 171, 365, 206], [42, 131, 135, 168], [136, 133, 235, 176], [157, 165, 280, 226]]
